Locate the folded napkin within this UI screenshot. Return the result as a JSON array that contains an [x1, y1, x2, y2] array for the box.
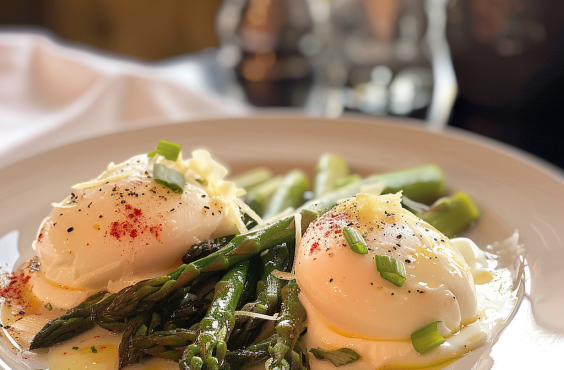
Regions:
[[0, 32, 250, 166]]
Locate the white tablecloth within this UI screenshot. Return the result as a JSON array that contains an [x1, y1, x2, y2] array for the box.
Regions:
[[0, 32, 251, 167]]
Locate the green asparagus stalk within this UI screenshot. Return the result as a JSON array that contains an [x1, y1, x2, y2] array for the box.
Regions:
[[245, 176, 283, 217], [224, 338, 271, 370], [130, 327, 199, 361], [263, 170, 310, 220], [103, 264, 191, 318], [180, 262, 250, 370], [266, 280, 307, 370], [118, 313, 151, 369], [372, 164, 445, 204], [334, 174, 362, 189], [314, 153, 349, 198], [171, 215, 296, 292], [229, 244, 290, 349], [236, 257, 261, 311], [230, 167, 273, 190], [182, 235, 236, 264], [418, 192, 480, 238], [298, 164, 445, 229], [29, 292, 110, 350], [91, 216, 293, 322]]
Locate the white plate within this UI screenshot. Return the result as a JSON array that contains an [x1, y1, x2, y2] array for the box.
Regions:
[[1, 116, 563, 369]]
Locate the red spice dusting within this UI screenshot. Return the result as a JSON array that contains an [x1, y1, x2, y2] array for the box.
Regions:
[[309, 242, 320, 255], [0, 270, 32, 311], [109, 203, 161, 242], [150, 224, 163, 239], [110, 221, 133, 240]]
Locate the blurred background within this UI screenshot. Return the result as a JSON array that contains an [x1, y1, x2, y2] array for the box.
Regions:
[[1, 0, 563, 168]]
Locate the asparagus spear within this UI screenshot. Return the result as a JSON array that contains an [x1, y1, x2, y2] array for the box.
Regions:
[[163, 293, 211, 330], [229, 244, 290, 349], [334, 174, 362, 189], [224, 338, 271, 370], [372, 164, 445, 204], [266, 280, 307, 370], [263, 170, 310, 220], [236, 257, 261, 311], [171, 215, 296, 292], [29, 292, 110, 350], [182, 235, 236, 264], [245, 176, 283, 217], [314, 153, 349, 198], [118, 313, 151, 369], [180, 262, 249, 370], [418, 192, 480, 238], [131, 327, 199, 361], [103, 264, 190, 318], [229, 167, 273, 190]]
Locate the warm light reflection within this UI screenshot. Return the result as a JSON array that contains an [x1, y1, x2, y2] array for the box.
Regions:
[[248, 0, 271, 26]]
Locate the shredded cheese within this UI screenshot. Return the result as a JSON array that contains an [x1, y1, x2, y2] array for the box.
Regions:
[[72, 170, 136, 189], [234, 311, 279, 321], [292, 212, 302, 274], [272, 269, 296, 281], [234, 197, 264, 226]]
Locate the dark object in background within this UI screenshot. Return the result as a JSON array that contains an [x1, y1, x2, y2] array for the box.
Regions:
[[448, 0, 564, 169], [216, 0, 314, 107]]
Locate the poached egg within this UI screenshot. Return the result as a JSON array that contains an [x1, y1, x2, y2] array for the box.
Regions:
[[31, 150, 245, 309], [296, 192, 515, 369]]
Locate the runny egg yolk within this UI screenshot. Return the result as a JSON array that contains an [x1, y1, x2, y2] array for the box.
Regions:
[[296, 193, 501, 369], [31, 154, 241, 309]]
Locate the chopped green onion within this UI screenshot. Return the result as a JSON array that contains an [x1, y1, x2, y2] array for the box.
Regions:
[[309, 347, 361, 367], [147, 140, 182, 161], [411, 321, 445, 354], [195, 178, 208, 186], [375, 255, 406, 287], [343, 226, 368, 254], [44, 302, 52, 311], [91, 346, 98, 353], [153, 164, 185, 193], [72, 346, 79, 350]]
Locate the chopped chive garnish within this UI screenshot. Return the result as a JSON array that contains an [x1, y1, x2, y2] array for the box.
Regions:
[[153, 164, 185, 193], [72, 346, 79, 350], [147, 140, 182, 161], [343, 226, 368, 254], [91, 346, 98, 353], [375, 255, 406, 287], [195, 178, 208, 186], [44, 302, 52, 311], [411, 321, 445, 354], [309, 347, 361, 367]]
